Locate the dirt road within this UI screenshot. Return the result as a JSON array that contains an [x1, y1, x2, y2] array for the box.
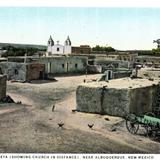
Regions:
[[0, 74, 159, 153]]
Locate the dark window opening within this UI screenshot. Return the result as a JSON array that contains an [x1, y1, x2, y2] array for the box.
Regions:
[[0, 68, 2, 74], [143, 60, 147, 63], [57, 47, 60, 52], [80, 50, 83, 53], [14, 69, 18, 75], [88, 60, 94, 65], [75, 63, 78, 68], [62, 64, 64, 68], [39, 71, 44, 80], [108, 71, 112, 80]]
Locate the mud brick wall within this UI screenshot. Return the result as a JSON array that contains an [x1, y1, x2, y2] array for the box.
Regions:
[[26, 63, 45, 80], [76, 79, 160, 117], [76, 85, 130, 116], [138, 68, 160, 79], [0, 75, 7, 100], [38, 56, 88, 74], [0, 62, 26, 81]]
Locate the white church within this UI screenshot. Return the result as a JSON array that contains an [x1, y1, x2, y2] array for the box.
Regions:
[[47, 35, 72, 55]]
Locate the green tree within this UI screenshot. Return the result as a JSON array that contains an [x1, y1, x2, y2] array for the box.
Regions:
[[92, 45, 115, 53], [1, 45, 39, 57], [152, 48, 160, 55]]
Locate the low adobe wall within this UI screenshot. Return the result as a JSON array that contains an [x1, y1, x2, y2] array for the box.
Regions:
[[138, 68, 160, 79], [0, 75, 7, 100], [76, 78, 160, 117], [26, 63, 45, 80]]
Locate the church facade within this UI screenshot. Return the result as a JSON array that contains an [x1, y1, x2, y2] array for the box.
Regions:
[[46, 35, 91, 55], [47, 36, 72, 55]]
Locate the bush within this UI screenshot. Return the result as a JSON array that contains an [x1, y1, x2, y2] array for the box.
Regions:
[[1, 46, 39, 57], [92, 45, 115, 53]]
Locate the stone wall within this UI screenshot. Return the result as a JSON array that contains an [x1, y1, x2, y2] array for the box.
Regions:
[[76, 78, 160, 117], [0, 75, 7, 100]]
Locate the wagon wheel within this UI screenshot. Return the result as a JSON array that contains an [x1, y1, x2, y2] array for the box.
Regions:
[[126, 114, 139, 134]]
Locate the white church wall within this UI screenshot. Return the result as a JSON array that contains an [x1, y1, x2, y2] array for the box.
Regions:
[[47, 46, 52, 53], [47, 36, 72, 55], [52, 44, 64, 54], [64, 45, 72, 54]]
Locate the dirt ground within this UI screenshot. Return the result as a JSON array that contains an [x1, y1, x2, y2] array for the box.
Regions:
[[0, 74, 160, 153]]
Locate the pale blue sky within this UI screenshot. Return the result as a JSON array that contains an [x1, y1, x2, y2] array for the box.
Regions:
[[0, 7, 160, 50]]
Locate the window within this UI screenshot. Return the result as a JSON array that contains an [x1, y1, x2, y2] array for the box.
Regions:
[[88, 60, 94, 65], [80, 50, 83, 53], [57, 47, 59, 52], [14, 69, 18, 75], [0, 68, 2, 74], [75, 63, 78, 68], [62, 64, 64, 68]]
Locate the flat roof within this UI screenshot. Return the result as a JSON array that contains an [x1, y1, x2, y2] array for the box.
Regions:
[[81, 78, 159, 89]]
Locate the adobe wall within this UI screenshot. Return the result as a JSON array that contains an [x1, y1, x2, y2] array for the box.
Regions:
[[138, 68, 160, 79], [76, 78, 160, 117], [93, 59, 132, 72], [72, 46, 91, 54], [0, 75, 7, 100], [26, 63, 45, 80], [38, 56, 87, 74], [0, 62, 26, 81], [87, 65, 102, 73], [113, 70, 132, 79]]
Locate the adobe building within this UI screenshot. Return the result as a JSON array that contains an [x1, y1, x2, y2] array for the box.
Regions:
[[0, 75, 7, 100], [134, 56, 160, 68], [91, 51, 138, 62], [0, 61, 45, 81], [38, 55, 88, 74], [93, 58, 132, 72], [97, 69, 132, 81], [76, 78, 160, 117], [116, 52, 138, 61], [137, 68, 160, 79], [72, 45, 91, 54]]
